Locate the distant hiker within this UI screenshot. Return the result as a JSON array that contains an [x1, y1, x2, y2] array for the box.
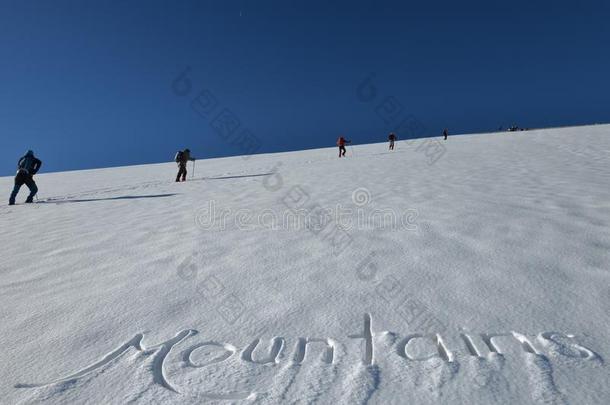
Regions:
[[388, 133, 397, 150], [443, 128, 448, 140], [9, 150, 42, 205], [175, 148, 195, 182], [337, 136, 351, 158]]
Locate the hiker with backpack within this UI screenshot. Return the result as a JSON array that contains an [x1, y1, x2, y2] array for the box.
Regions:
[[388, 133, 397, 150], [9, 150, 42, 205], [175, 148, 196, 182], [337, 136, 351, 158]]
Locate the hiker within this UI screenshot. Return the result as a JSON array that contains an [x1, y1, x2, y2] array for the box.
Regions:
[[337, 136, 351, 158], [388, 133, 397, 150], [443, 128, 448, 140], [175, 148, 195, 182], [9, 150, 42, 205]]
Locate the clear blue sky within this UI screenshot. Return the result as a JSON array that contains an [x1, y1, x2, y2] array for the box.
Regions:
[[1, 0, 609, 175]]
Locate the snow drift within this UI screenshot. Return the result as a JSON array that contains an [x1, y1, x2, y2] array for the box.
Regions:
[[1, 125, 609, 404]]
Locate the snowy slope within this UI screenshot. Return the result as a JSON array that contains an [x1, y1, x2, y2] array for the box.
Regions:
[[1, 125, 609, 404]]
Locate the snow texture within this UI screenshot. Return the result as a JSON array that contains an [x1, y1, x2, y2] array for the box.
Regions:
[[1, 125, 609, 404]]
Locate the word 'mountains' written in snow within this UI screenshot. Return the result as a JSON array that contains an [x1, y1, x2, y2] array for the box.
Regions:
[[18, 314, 602, 400]]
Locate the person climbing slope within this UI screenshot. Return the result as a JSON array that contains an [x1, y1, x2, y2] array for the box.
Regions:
[[9, 150, 42, 205], [388, 133, 397, 150], [337, 136, 351, 158], [175, 148, 196, 182], [443, 128, 449, 140]]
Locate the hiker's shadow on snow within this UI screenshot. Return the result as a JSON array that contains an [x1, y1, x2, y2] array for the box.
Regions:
[[194, 173, 274, 181], [43, 193, 179, 204]]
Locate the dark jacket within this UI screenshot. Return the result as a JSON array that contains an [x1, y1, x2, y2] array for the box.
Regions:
[[17, 151, 42, 175], [177, 150, 195, 166]]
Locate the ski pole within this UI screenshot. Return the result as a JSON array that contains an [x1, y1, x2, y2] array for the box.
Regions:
[[192, 160, 196, 179]]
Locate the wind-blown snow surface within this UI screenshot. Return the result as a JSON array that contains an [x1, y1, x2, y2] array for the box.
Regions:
[[1, 125, 609, 404]]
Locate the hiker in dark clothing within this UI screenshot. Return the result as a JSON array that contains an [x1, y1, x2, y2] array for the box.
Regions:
[[388, 133, 397, 150], [337, 136, 351, 157], [9, 150, 42, 205], [175, 148, 195, 182], [443, 128, 448, 140]]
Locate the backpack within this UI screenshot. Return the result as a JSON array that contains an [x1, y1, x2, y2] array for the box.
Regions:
[[18, 155, 36, 174], [174, 151, 184, 163]]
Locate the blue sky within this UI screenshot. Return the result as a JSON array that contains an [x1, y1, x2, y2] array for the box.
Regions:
[[1, 0, 609, 175]]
